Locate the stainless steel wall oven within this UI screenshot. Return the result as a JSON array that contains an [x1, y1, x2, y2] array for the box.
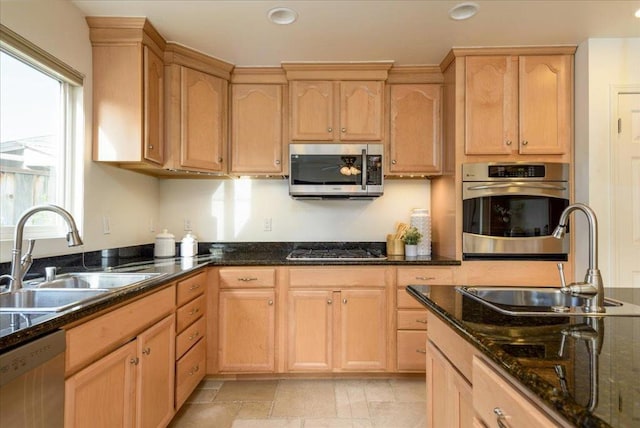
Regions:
[[462, 162, 570, 261]]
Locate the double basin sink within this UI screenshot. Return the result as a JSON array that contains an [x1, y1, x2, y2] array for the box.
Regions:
[[457, 286, 640, 317], [0, 272, 166, 313]]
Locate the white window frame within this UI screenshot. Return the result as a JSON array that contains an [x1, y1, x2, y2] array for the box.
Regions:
[[0, 24, 84, 242]]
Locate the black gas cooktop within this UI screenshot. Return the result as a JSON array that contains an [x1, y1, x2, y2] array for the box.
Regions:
[[286, 248, 387, 261]]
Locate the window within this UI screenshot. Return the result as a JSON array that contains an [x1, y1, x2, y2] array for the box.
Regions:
[[0, 24, 84, 241]]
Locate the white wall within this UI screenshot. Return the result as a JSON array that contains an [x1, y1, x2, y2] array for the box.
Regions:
[[159, 179, 430, 242], [574, 38, 640, 284], [0, 0, 160, 262]]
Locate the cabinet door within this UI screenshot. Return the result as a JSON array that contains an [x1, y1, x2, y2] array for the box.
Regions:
[[290, 81, 335, 140], [465, 56, 518, 155], [179, 67, 226, 171], [231, 84, 284, 174], [518, 55, 571, 155], [426, 341, 473, 428], [218, 290, 275, 372], [340, 81, 384, 141], [389, 84, 442, 173], [287, 290, 333, 371], [339, 289, 387, 370], [143, 46, 164, 164], [136, 314, 175, 428], [65, 341, 137, 428]]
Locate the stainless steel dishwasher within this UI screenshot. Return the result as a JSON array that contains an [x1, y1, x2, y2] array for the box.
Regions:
[[0, 329, 65, 427]]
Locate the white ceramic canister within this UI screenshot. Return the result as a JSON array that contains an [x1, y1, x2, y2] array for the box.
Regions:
[[154, 229, 176, 258], [180, 231, 198, 257], [410, 208, 432, 256]]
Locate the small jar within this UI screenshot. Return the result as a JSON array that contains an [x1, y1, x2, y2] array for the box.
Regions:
[[180, 231, 198, 258], [154, 229, 175, 258]]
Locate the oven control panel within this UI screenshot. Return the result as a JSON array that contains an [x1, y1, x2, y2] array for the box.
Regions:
[[488, 164, 545, 178]]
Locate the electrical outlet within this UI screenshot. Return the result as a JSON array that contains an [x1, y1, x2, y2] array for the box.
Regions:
[[263, 217, 272, 232], [149, 218, 155, 233], [102, 215, 111, 234], [184, 218, 191, 231]]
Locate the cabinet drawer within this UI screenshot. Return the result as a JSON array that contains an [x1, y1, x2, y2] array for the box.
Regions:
[[176, 271, 206, 306], [473, 356, 559, 428], [397, 289, 425, 309], [176, 294, 205, 333], [175, 338, 206, 409], [176, 316, 205, 360], [427, 312, 474, 381], [397, 268, 453, 286], [66, 285, 175, 375], [397, 309, 428, 330], [397, 330, 427, 371], [219, 267, 276, 288], [289, 267, 388, 287]]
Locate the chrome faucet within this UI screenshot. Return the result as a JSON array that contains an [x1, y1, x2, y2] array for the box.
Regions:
[[5, 204, 83, 292], [552, 203, 604, 313]]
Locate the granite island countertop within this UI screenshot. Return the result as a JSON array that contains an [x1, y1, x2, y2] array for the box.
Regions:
[[407, 284, 640, 428]]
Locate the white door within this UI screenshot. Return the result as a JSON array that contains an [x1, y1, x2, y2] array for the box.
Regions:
[[612, 92, 640, 286]]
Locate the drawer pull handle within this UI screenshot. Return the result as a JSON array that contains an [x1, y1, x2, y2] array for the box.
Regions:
[[130, 357, 139, 365], [238, 277, 258, 282], [416, 349, 427, 354], [189, 331, 200, 341], [493, 408, 512, 428], [415, 276, 435, 281], [189, 364, 200, 375], [189, 284, 201, 290], [190, 308, 200, 315], [142, 347, 151, 355], [415, 319, 428, 324]]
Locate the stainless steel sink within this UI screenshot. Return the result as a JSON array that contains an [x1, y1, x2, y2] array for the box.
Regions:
[[0, 289, 110, 312], [456, 286, 640, 317], [24, 272, 165, 290]]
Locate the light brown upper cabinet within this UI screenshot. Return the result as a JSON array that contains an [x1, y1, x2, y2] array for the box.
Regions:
[[465, 55, 572, 157], [388, 84, 442, 175], [88, 17, 165, 167], [230, 84, 285, 174], [164, 42, 233, 174], [290, 81, 384, 141]]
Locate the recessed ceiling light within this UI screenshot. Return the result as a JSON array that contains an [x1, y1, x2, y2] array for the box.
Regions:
[[449, 2, 480, 21], [267, 7, 298, 25], [635, 8, 640, 18]]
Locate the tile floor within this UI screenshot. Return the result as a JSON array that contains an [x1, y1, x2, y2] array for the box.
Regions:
[[169, 377, 426, 428]]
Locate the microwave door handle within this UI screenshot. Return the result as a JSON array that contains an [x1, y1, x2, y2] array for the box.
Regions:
[[467, 183, 567, 191], [361, 149, 367, 190]]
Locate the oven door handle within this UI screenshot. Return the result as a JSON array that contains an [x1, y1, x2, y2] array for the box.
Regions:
[[467, 182, 567, 191], [361, 149, 367, 190]]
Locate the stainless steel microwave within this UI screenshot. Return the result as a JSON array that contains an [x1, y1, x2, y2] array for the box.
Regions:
[[289, 143, 384, 199]]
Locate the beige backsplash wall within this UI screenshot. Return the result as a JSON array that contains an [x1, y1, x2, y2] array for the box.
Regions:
[[159, 179, 431, 243]]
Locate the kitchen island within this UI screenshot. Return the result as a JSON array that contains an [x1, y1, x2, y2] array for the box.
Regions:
[[407, 284, 640, 427]]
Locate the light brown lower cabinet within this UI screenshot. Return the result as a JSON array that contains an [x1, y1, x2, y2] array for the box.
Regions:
[[65, 313, 175, 428], [287, 288, 387, 372]]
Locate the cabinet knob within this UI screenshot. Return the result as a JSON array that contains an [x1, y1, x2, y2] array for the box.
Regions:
[[521, 140, 528, 146], [327, 127, 333, 132], [392, 160, 397, 165], [130, 357, 139, 365], [505, 140, 512, 146], [493, 408, 512, 428], [341, 128, 346, 133], [268, 299, 274, 305], [148, 144, 154, 149], [218, 157, 223, 162], [327, 299, 333, 305], [275, 159, 281, 165], [342, 298, 348, 304], [142, 347, 151, 355]]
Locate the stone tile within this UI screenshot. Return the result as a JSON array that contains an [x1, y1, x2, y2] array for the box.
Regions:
[[215, 380, 278, 402], [362, 380, 395, 403], [368, 401, 427, 428], [271, 379, 337, 418], [186, 388, 218, 404], [236, 401, 273, 419], [390, 379, 427, 402], [231, 418, 302, 428], [303, 418, 374, 428], [169, 402, 241, 428], [199, 379, 225, 390], [334, 380, 370, 419]]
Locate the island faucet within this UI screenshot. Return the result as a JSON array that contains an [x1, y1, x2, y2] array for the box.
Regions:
[[5, 204, 83, 293], [552, 203, 604, 313]]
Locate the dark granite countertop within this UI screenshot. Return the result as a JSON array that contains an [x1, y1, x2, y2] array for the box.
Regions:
[[0, 242, 459, 352], [407, 285, 640, 428]]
